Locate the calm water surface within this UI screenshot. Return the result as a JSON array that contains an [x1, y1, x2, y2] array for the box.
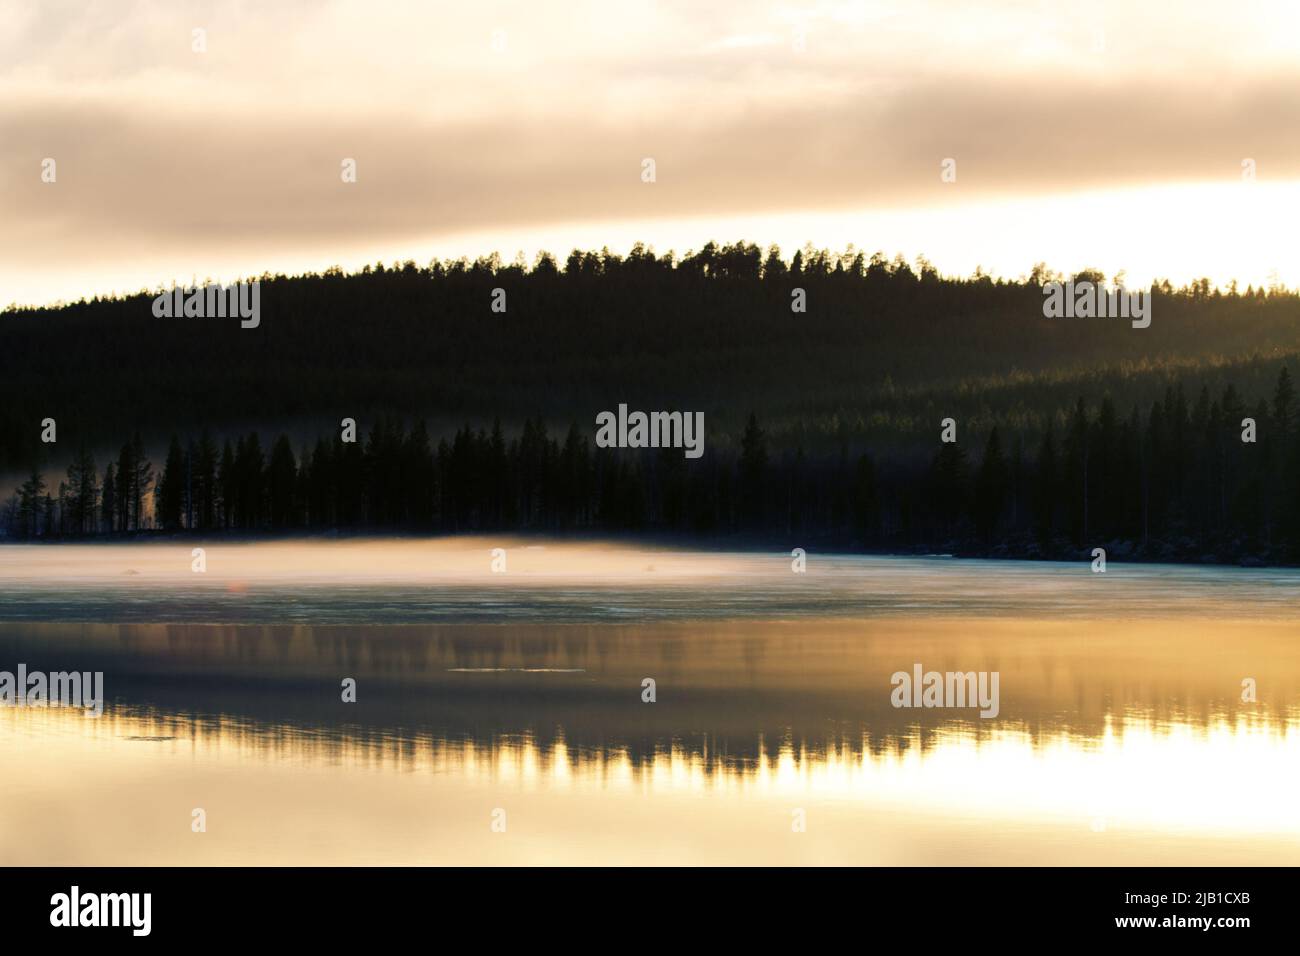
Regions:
[[1, 540, 1297, 865]]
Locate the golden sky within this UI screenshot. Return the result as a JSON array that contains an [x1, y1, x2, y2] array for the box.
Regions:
[[4, 0, 1300, 307]]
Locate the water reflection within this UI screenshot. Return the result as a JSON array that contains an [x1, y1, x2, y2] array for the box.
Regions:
[[3, 544, 1300, 864], [2, 613, 1299, 864], [4, 699, 1298, 865], [5, 617, 1299, 755]]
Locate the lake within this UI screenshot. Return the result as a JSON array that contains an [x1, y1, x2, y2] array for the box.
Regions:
[[1, 539, 1297, 865]]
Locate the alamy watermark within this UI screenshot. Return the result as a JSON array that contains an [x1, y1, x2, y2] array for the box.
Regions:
[[890, 663, 1000, 718], [0, 664, 104, 716], [1042, 279, 1150, 329], [595, 404, 704, 459], [50, 886, 150, 936], [152, 280, 260, 328]]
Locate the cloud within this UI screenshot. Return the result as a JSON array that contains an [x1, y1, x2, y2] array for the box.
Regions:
[[5, 74, 1299, 256], [3, 0, 1300, 303]]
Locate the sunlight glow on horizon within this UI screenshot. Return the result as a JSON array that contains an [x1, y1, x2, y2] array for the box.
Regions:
[[8, 178, 1300, 311], [6, 1, 1300, 310], [10, 703, 1300, 841]]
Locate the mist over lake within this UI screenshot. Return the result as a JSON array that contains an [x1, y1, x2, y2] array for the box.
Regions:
[[2, 540, 1296, 865]]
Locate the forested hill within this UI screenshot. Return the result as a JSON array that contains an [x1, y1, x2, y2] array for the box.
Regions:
[[4, 242, 1300, 463], [7, 244, 1300, 564]]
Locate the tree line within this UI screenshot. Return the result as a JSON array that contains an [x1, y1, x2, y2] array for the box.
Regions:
[[5, 241, 1300, 470], [6, 366, 1300, 564]]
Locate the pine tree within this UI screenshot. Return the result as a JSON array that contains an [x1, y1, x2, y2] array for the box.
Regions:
[[268, 434, 297, 529], [101, 464, 116, 535], [194, 429, 218, 530], [156, 435, 185, 530], [975, 427, 1007, 542], [132, 432, 153, 530], [116, 441, 136, 531], [738, 412, 767, 530], [17, 468, 45, 538], [1273, 366, 1294, 439]]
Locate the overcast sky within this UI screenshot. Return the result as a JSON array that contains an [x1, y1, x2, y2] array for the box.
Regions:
[[4, 0, 1300, 306]]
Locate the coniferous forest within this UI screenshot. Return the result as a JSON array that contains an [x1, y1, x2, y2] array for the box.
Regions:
[[5, 241, 1300, 563]]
